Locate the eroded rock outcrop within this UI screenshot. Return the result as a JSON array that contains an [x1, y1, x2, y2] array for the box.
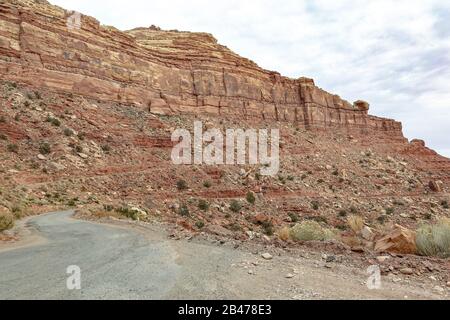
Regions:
[[0, 0, 404, 138]]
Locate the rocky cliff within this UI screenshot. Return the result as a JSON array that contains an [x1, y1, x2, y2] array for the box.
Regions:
[[1, 0, 450, 256], [0, 0, 403, 137]]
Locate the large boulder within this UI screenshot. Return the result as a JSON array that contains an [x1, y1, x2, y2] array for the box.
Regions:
[[375, 225, 417, 255]]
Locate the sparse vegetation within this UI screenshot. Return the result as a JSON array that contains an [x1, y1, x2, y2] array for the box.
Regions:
[[261, 220, 274, 236], [289, 221, 334, 242], [39, 142, 51, 155], [64, 128, 73, 137], [176, 179, 188, 191], [7, 143, 18, 153], [311, 200, 320, 211], [198, 199, 209, 211], [178, 204, 190, 217], [246, 191, 256, 205], [0, 134, 7, 141], [347, 215, 364, 234], [0, 115, 5, 123], [46, 116, 61, 127], [0, 212, 14, 232], [229, 200, 242, 213], [195, 221, 205, 229], [101, 144, 111, 153], [116, 207, 139, 220], [203, 181, 212, 188], [416, 219, 450, 258], [441, 200, 449, 209], [385, 207, 395, 215], [338, 210, 348, 217], [288, 212, 299, 223]]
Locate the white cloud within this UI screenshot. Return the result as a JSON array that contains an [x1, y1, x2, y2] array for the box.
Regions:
[[49, 0, 450, 157]]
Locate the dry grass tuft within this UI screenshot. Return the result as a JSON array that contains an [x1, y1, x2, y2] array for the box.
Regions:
[[0, 212, 15, 232], [289, 221, 334, 242], [347, 215, 364, 234], [416, 218, 450, 258]]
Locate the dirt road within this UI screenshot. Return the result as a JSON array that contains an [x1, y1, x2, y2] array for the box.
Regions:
[[0, 211, 444, 300]]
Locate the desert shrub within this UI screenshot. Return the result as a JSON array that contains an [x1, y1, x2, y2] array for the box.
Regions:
[[441, 200, 449, 209], [178, 204, 190, 217], [103, 204, 114, 212], [7, 143, 18, 153], [0, 116, 6, 123], [347, 215, 364, 234], [0, 212, 14, 232], [198, 199, 209, 211], [349, 206, 358, 214], [195, 221, 205, 229], [64, 128, 73, 137], [288, 212, 299, 223], [39, 142, 51, 155], [246, 191, 256, 205], [229, 200, 242, 213], [101, 144, 111, 152], [338, 210, 348, 217], [416, 219, 450, 258], [261, 220, 274, 236], [311, 201, 320, 211], [176, 179, 188, 191], [46, 116, 61, 127], [289, 221, 334, 242], [203, 181, 212, 188], [0, 134, 7, 141], [14, 114, 20, 121], [116, 207, 139, 221], [228, 223, 242, 232], [385, 207, 395, 215]]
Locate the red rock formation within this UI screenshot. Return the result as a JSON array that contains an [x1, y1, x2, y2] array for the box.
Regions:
[[0, 0, 403, 138]]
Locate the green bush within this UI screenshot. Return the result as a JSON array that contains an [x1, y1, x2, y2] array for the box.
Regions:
[[64, 128, 73, 137], [0, 212, 14, 232], [46, 116, 61, 127], [116, 207, 139, 221], [289, 221, 334, 242], [178, 204, 190, 217], [230, 200, 242, 213], [203, 181, 212, 188], [177, 179, 188, 191], [288, 212, 299, 223], [195, 221, 205, 229], [7, 143, 18, 153], [311, 201, 320, 211], [246, 191, 256, 205], [198, 199, 209, 211], [416, 219, 450, 258], [261, 220, 274, 236], [39, 142, 51, 155]]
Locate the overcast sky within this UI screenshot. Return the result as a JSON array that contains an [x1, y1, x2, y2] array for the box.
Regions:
[[50, 0, 450, 157]]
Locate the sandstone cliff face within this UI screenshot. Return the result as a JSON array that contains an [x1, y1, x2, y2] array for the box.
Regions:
[[0, 0, 403, 138]]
